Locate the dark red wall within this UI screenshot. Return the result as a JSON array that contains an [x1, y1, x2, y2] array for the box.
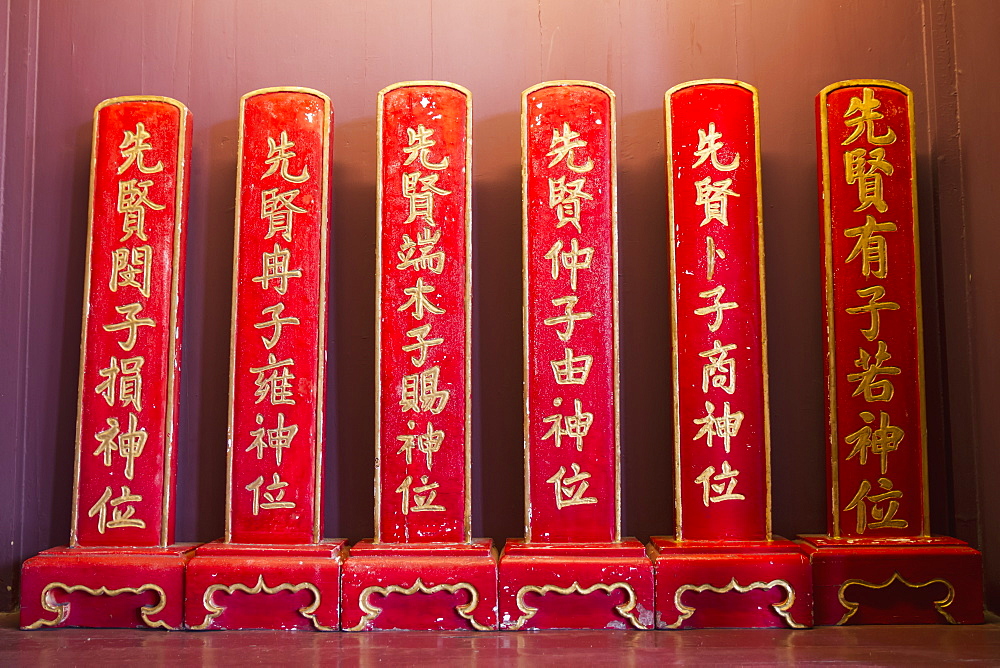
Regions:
[[2, 0, 997, 612]]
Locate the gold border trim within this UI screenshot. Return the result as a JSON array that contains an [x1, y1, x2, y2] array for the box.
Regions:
[[510, 580, 646, 630], [836, 571, 956, 625], [817, 79, 928, 537], [190, 574, 333, 631], [24, 582, 173, 630], [373, 81, 473, 543], [346, 577, 490, 631], [520, 80, 620, 542], [71, 96, 190, 547], [226, 87, 331, 543], [664, 79, 771, 539], [664, 577, 806, 629]]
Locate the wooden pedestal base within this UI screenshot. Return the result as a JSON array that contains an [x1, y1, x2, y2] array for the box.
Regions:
[[340, 539, 499, 631], [20, 544, 196, 630], [649, 537, 813, 630], [797, 535, 983, 625], [183, 539, 345, 631], [497, 539, 655, 630]]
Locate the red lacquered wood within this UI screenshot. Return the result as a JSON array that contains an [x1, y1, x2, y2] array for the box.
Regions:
[[184, 88, 342, 631], [73, 97, 191, 548], [649, 537, 812, 629], [799, 80, 983, 626], [376, 82, 471, 544], [818, 81, 928, 539], [227, 88, 332, 545], [498, 539, 654, 630], [666, 80, 768, 542], [799, 535, 983, 625], [20, 97, 193, 631], [183, 539, 345, 630], [498, 81, 652, 631], [340, 539, 498, 631], [653, 81, 811, 630], [20, 544, 195, 630], [523, 80, 619, 544], [343, 82, 497, 631]]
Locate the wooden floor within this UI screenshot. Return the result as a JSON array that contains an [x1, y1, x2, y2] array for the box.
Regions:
[[3, 612, 999, 665]]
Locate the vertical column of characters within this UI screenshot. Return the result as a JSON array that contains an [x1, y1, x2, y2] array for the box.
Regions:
[[523, 82, 618, 543], [228, 89, 331, 545], [667, 81, 769, 541], [377, 83, 471, 543], [72, 98, 190, 548], [819, 82, 927, 538]]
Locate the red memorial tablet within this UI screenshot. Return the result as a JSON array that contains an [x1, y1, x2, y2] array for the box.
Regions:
[[650, 80, 812, 630], [498, 81, 654, 631], [185, 88, 345, 631], [21, 96, 193, 630], [799, 80, 982, 625], [340, 82, 498, 632]]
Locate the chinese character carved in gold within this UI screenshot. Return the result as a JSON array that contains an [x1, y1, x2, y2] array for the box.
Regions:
[[847, 340, 900, 402], [547, 463, 599, 509], [88, 486, 145, 533], [844, 477, 907, 533], [693, 122, 740, 171], [542, 397, 594, 451], [694, 460, 745, 506]]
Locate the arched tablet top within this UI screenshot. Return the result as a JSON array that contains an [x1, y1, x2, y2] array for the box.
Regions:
[[818, 79, 912, 99], [522, 79, 615, 100], [378, 80, 471, 99], [94, 95, 190, 114], [240, 86, 331, 104], [665, 78, 757, 101]]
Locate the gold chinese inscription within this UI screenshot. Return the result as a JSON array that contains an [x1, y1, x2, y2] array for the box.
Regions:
[[686, 121, 750, 510], [836, 86, 911, 534], [387, 117, 457, 521], [88, 485, 145, 533], [534, 114, 605, 513], [547, 463, 599, 509], [83, 120, 173, 536]]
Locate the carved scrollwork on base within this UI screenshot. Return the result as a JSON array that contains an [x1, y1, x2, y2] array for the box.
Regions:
[[511, 581, 647, 630], [190, 574, 332, 631], [24, 582, 173, 630], [665, 577, 806, 629], [347, 577, 490, 631], [837, 571, 957, 625]]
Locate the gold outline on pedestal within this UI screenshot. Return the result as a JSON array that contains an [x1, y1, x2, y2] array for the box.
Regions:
[[665, 80, 771, 541], [24, 582, 173, 630], [817, 79, 929, 539], [71, 96, 190, 548], [663, 577, 805, 629], [836, 572, 956, 625], [190, 574, 333, 631], [374, 81, 473, 544], [345, 578, 490, 631], [225, 87, 332, 544], [520, 80, 621, 543], [510, 581, 646, 630]]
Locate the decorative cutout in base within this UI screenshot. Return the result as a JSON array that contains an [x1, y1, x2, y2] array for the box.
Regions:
[[665, 577, 805, 629], [511, 581, 645, 631], [25, 582, 172, 630], [348, 578, 490, 632], [190, 574, 331, 631], [837, 571, 956, 625]]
